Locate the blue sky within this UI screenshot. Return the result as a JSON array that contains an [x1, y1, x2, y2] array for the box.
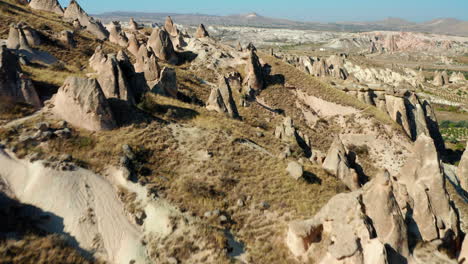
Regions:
[[58, 0, 468, 22]]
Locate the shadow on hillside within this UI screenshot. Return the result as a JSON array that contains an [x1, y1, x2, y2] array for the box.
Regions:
[[108, 98, 164, 126], [177, 51, 198, 65], [303, 171, 322, 185], [0, 192, 94, 260], [143, 102, 199, 121]]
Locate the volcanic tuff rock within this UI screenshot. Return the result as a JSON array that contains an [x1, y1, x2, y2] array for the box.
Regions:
[[395, 135, 459, 243], [164, 16, 178, 37], [126, 33, 140, 57], [29, 0, 64, 15], [287, 161, 304, 180], [7, 24, 32, 52], [275, 116, 311, 157], [322, 137, 361, 191], [0, 46, 41, 108], [195, 24, 210, 38], [108, 21, 128, 47], [206, 76, 240, 119], [89, 47, 135, 104], [57, 30, 76, 48], [459, 145, 468, 191], [449, 72, 466, 83], [116, 50, 149, 102], [63, 0, 109, 40], [286, 189, 390, 263], [244, 50, 264, 93], [128, 18, 140, 31], [50, 76, 116, 131], [151, 67, 178, 98], [148, 28, 178, 64]]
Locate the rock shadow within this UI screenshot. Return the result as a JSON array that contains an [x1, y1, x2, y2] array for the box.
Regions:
[[0, 192, 95, 260], [176, 51, 198, 65], [303, 171, 322, 185], [108, 98, 160, 126]]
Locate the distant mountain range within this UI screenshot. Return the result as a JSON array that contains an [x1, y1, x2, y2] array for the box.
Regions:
[[93, 12, 468, 36]]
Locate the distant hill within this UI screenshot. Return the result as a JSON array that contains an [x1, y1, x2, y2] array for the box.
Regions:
[[93, 12, 468, 36]]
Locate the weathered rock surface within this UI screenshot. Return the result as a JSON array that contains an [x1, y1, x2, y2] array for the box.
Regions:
[[50, 76, 116, 131], [275, 117, 311, 157], [89, 47, 135, 104], [322, 137, 360, 191], [362, 170, 409, 262], [287, 161, 303, 180], [0, 46, 41, 108], [244, 50, 264, 93], [7, 24, 32, 52], [63, 0, 109, 40], [164, 16, 178, 37], [151, 67, 178, 98], [148, 28, 178, 64], [459, 144, 468, 191], [29, 0, 63, 15], [395, 135, 459, 243], [286, 190, 390, 263], [195, 24, 210, 38], [128, 18, 140, 31], [108, 21, 128, 47], [206, 76, 240, 119], [57, 30, 76, 48]]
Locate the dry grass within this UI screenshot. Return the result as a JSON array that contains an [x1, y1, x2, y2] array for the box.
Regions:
[[0, 235, 100, 264]]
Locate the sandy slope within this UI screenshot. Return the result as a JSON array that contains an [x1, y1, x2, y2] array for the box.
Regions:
[[0, 149, 148, 264]]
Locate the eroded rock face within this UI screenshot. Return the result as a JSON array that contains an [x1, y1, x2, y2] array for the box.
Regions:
[[128, 18, 140, 31], [0, 46, 41, 108], [286, 191, 389, 263], [195, 24, 210, 38], [286, 160, 460, 264], [29, 0, 64, 15], [108, 21, 128, 47], [382, 91, 445, 152], [89, 47, 135, 104], [433, 71, 448, 86], [63, 0, 109, 40], [7, 24, 32, 52], [322, 137, 361, 191], [459, 145, 468, 191], [275, 117, 311, 157], [449, 72, 466, 84], [327, 55, 349, 80], [151, 67, 177, 98], [396, 135, 459, 243], [148, 28, 178, 64], [126, 33, 140, 57], [244, 50, 264, 93], [164, 16, 178, 37], [58, 30, 76, 48], [206, 76, 240, 119], [362, 170, 409, 262], [50, 76, 116, 131]]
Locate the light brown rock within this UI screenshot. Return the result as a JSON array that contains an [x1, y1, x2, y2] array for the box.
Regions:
[[396, 135, 459, 242], [148, 28, 178, 64], [322, 137, 360, 190], [29, 0, 64, 15], [64, 0, 109, 40], [195, 24, 209, 38], [50, 76, 116, 131], [7, 24, 32, 52], [459, 144, 468, 191], [244, 50, 264, 93], [206, 76, 240, 119], [108, 21, 128, 47], [0, 46, 41, 108], [89, 47, 134, 104]]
